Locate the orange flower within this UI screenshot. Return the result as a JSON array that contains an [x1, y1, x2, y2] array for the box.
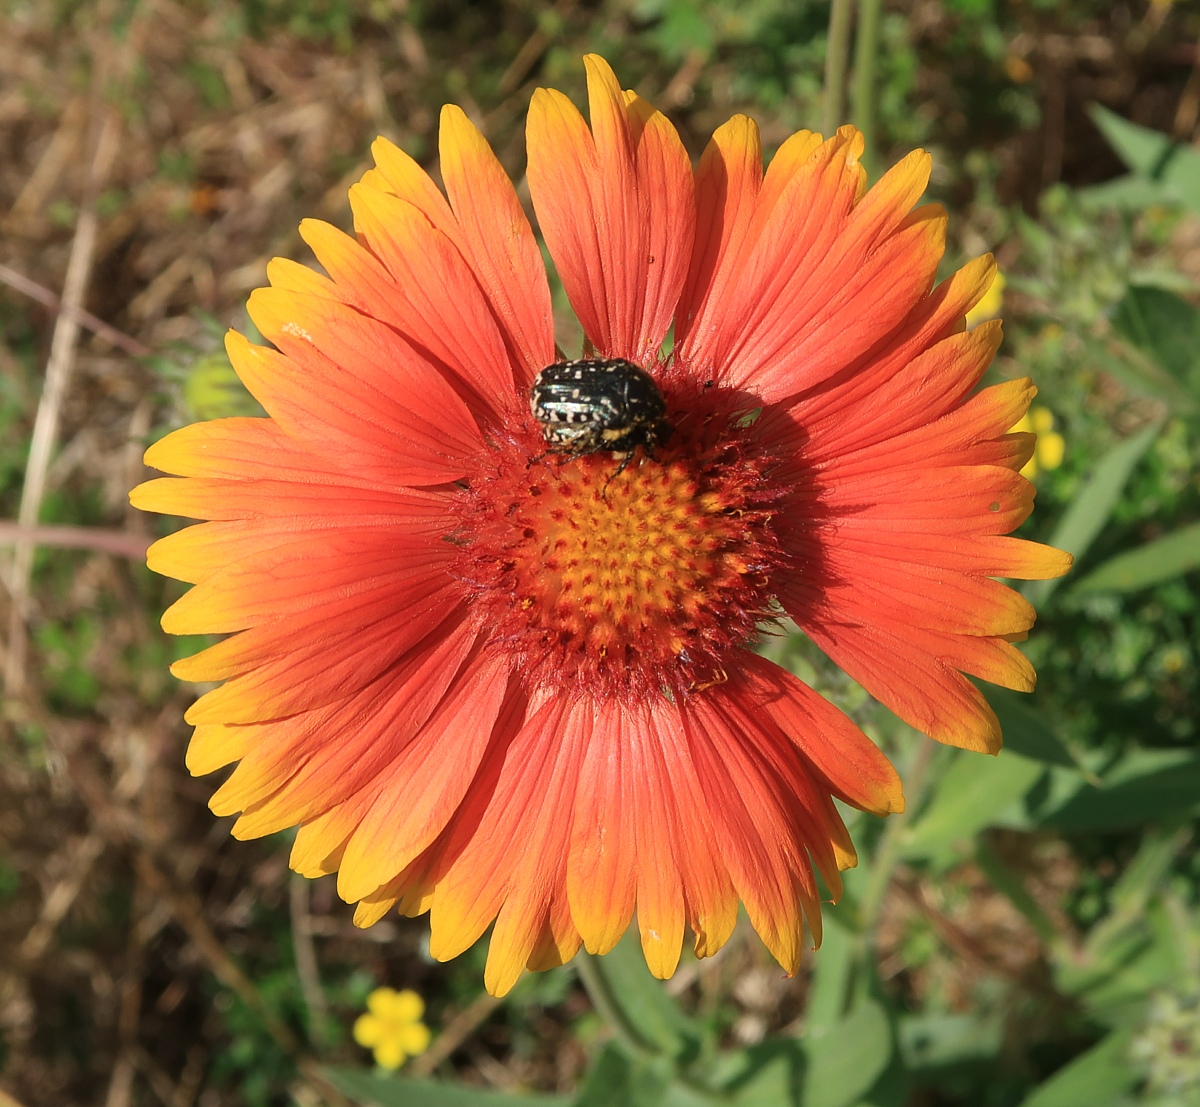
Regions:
[[132, 56, 1071, 996]]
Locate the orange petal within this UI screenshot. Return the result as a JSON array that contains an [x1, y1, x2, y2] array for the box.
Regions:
[[622, 88, 696, 362], [527, 55, 693, 363], [818, 367, 1029, 479], [140, 416, 382, 485], [696, 684, 848, 900], [566, 698, 637, 956], [146, 495, 445, 584], [678, 693, 823, 972], [437, 107, 555, 384], [799, 617, 1005, 753], [215, 617, 478, 830], [368, 132, 554, 386], [788, 254, 999, 435], [783, 325, 1007, 468], [689, 128, 864, 386], [813, 530, 1073, 581], [756, 127, 835, 218], [266, 256, 341, 298], [161, 528, 452, 636], [643, 702, 738, 960], [483, 699, 590, 995], [227, 324, 480, 487], [792, 554, 1037, 637], [137, 474, 447, 526], [676, 115, 763, 353], [524, 888, 584, 975], [292, 788, 378, 879], [734, 653, 903, 817], [186, 722, 251, 777], [816, 464, 1038, 537], [625, 703, 687, 978], [368, 136, 458, 228], [347, 184, 520, 418], [425, 695, 590, 995], [682, 123, 826, 364], [736, 205, 946, 404], [337, 649, 514, 902], [178, 590, 463, 731], [376, 694, 531, 952], [297, 217, 512, 424]]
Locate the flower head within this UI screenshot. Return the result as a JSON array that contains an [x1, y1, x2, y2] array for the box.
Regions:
[[353, 988, 431, 1070], [132, 55, 1071, 996]]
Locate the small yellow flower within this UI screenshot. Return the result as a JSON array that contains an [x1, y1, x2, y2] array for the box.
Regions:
[[353, 988, 432, 1070], [1012, 406, 1065, 479], [966, 271, 1005, 329]]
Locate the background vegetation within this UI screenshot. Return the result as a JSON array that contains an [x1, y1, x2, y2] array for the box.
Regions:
[[1, 1, 1199, 1104]]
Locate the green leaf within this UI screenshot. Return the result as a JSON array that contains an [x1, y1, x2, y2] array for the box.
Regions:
[[902, 749, 1044, 862], [1018, 1029, 1140, 1107], [1041, 750, 1200, 832], [326, 1068, 571, 1107], [1060, 925, 1170, 1019], [1024, 422, 1161, 606], [1088, 104, 1200, 216], [850, 1051, 912, 1107], [1090, 105, 1177, 176], [1073, 521, 1200, 595], [1057, 844, 1189, 1018], [1111, 285, 1200, 392], [984, 687, 1077, 767], [1106, 824, 1191, 918], [801, 998, 892, 1107], [897, 1012, 1004, 1071], [1077, 172, 1179, 212], [718, 1041, 802, 1107], [803, 913, 855, 1033], [1079, 331, 1195, 411], [571, 1044, 673, 1107]]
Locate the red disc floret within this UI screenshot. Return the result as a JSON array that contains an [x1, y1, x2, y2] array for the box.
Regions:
[[451, 380, 788, 700]]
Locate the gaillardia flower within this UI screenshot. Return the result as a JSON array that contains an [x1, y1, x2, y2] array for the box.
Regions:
[[132, 56, 1071, 996]]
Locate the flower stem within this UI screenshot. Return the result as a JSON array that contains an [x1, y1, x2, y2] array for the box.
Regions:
[[851, 738, 935, 993], [852, 0, 883, 177], [822, 0, 855, 137], [576, 953, 727, 1102], [575, 952, 658, 1060]]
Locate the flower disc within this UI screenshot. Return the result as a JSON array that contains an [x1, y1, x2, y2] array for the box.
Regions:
[[456, 382, 784, 697]]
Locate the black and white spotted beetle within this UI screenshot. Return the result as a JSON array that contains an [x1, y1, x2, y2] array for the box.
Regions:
[[529, 358, 669, 464]]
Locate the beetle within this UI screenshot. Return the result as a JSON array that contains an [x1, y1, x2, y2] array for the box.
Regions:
[[529, 358, 669, 463]]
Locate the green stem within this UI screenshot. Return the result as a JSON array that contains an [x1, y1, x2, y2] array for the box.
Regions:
[[851, 739, 935, 991], [851, 0, 883, 176], [822, 0, 855, 137], [575, 954, 727, 1102], [575, 953, 658, 1061]]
